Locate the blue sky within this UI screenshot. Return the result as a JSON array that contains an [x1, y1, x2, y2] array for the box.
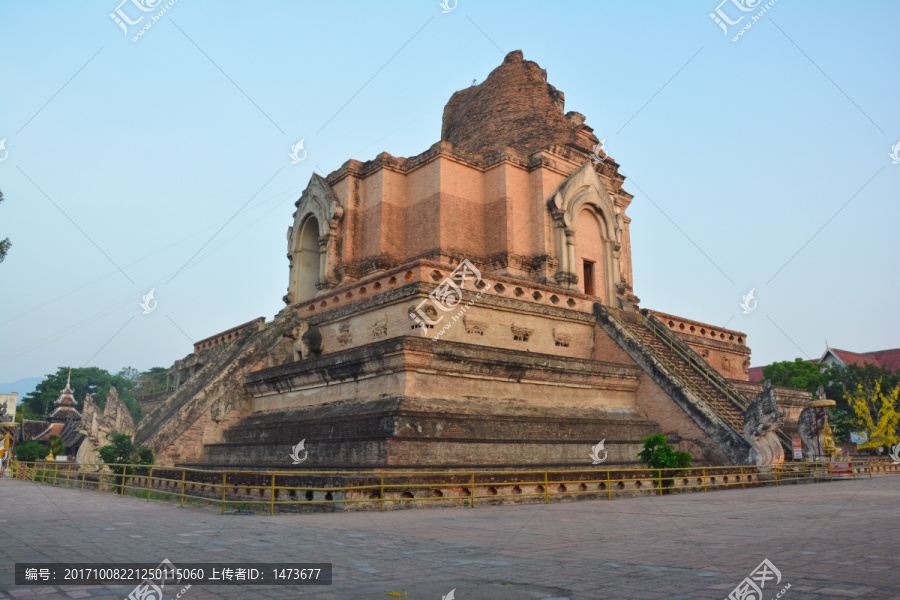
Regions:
[[1, 0, 898, 387]]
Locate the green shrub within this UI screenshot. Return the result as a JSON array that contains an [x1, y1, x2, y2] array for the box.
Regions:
[[637, 433, 692, 493], [98, 434, 154, 494], [48, 435, 66, 457], [15, 440, 48, 462]]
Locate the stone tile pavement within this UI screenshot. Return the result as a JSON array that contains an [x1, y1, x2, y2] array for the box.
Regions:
[[1, 475, 898, 599]]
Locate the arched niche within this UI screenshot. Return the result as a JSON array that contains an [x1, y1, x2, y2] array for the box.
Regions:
[[547, 161, 623, 305], [574, 207, 610, 304], [285, 174, 344, 305], [295, 216, 321, 303]]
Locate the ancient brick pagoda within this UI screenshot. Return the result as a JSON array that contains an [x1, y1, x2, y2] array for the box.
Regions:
[[135, 51, 808, 469]]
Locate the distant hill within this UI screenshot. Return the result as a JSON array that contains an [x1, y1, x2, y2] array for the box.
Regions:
[[0, 377, 42, 400]]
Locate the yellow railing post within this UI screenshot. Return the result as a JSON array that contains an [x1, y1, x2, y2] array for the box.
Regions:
[[53, 463, 59, 486], [702, 468, 708, 492], [740, 466, 745, 490], [607, 470, 612, 500], [544, 471, 549, 504], [657, 470, 663, 496], [180, 469, 186, 508], [221, 472, 227, 515], [774, 466, 780, 486], [470, 472, 475, 508], [270, 473, 276, 516], [146, 467, 153, 502], [65, 464, 71, 488], [98, 468, 103, 494], [379, 473, 384, 512], [81, 468, 86, 491], [829, 462, 833, 482]]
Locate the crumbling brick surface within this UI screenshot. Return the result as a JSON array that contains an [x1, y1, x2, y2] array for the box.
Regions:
[[442, 50, 593, 157]]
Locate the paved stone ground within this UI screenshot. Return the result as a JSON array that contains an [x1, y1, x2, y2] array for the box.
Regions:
[[1, 475, 899, 599]]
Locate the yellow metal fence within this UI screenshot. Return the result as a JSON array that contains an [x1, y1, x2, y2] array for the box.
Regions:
[[8, 460, 886, 514]]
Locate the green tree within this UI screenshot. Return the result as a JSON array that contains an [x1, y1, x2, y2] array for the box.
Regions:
[[0, 188, 10, 263], [637, 433, 692, 493], [15, 405, 42, 423], [23, 367, 143, 422], [133, 366, 169, 399], [762, 358, 833, 395], [15, 440, 48, 462], [759, 358, 900, 442], [98, 434, 154, 494], [48, 435, 66, 457]]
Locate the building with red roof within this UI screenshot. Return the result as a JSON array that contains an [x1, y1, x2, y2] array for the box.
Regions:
[[819, 347, 900, 370]]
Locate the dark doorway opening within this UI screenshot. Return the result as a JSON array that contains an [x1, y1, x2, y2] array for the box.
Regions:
[[583, 260, 595, 296]]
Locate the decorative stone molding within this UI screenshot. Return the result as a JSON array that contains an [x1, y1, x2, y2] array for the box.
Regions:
[[553, 327, 573, 348], [285, 174, 344, 305], [337, 322, 352, 346], [372, 318, 388, 339], [463, 316, 486, 336], [547, 161, 626, 306], [511, 326, 533, 342]]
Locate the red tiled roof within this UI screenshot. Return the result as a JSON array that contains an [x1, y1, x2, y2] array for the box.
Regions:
[[748, 366, 765, 383], [864, 348, 900, 371], [30, 422, 65, 442], [827, 348, 900, 370], [22, 420, 50, 439], [830, 349, 877, 367]]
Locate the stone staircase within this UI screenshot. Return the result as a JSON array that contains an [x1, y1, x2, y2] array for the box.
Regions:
[[594, 304, 758, 465], [134, 309, 295, 461], [614, 309, 746, 430]]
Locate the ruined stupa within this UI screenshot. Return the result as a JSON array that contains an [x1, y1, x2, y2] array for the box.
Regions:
[[135, 51, 809, 468]]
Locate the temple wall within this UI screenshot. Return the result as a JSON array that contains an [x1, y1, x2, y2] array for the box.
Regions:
[[359, 169, 386, 260], [633, 373, 729, 465], [381, 168, 406, 260], [404, 162, 440, 259], [592, 323, 637, 364], [324, 150, 625, 283], [482, 163, 511, 258], [679, 336, 749, 381], [437, 158, 485, 257], [296, 279, 637, 366], [252, 371, 406, 413], [650, 311, 751, 381], [532, 168, 564, 259], [404, 368, 638, 411]]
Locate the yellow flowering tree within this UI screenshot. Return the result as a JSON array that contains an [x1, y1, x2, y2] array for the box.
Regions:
[[846, 379, 900, 449]]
